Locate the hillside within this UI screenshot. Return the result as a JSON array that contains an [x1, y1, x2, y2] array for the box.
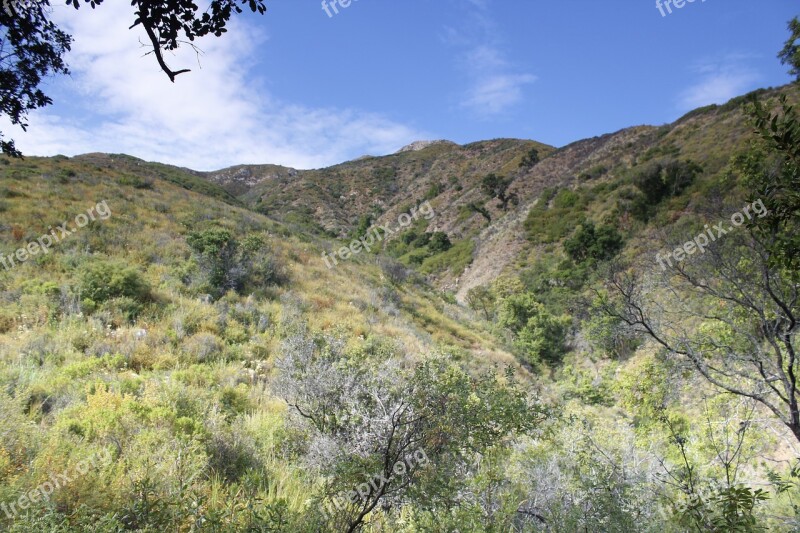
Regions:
[[0, 83, 798, 531], [200, 86, 792, 298]]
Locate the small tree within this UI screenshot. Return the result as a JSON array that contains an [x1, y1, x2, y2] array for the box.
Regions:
[[428, 232, 452, 253], [273, 329, 544, 532], [499, 293, 570, 366], [519, 147, 540, 169], [779, 16, 800, 81], [467, 202, 492, 223], [466, 285, 495, 320], [187, 229, 285, 297], [481, 173, 518, 211], [564, 221, 624, 264], [630, 159, 701, 220]]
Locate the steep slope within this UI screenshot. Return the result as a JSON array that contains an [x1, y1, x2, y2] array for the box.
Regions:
[[199, 85, 797, 300], [0, 155, 511, 369]]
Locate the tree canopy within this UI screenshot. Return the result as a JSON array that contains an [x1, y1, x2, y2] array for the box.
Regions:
[[0, 0, 267, 156], [779, 16, 800, 81]]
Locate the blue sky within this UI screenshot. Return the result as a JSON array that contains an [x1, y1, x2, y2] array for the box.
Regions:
[[3, 0, 798, 170]]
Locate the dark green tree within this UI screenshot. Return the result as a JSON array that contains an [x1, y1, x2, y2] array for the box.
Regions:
[[428, 231, 452, 253], [564, 220, 624, 264], [741, 93, 800, 271], [499, 293, 570, 366], [0, 0, 267, 156], [187, 227, 240, 295], [519, 147, 540, 169], [467, 202, 492, 223], [0, 1, 72, 156], [481, 173, 518, 211], [779, 16, 800, 81], [630, 159, 701, 220]]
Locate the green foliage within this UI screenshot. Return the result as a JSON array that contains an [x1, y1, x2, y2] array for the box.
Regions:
[[467, 201, 492, 223], [0, 1, 72, 156], [187, 228, 286, 297], [629, 159, 701, 220], [519, 147, 540, 169], [187, 227, 238, 294], [563, 220, 624, 264], [678, 486, 769, 532], [117, 174, 154, 189], [525, 187, 589, 244], [77, 260, 150, 314], [373, 166, 396, 181], [584, 306, 641, 359], [741, 94, 800, 271], [518, 255, 587, 313], [560, 364, 615, 405], [427, 231, 452, 253], [423, 181, 445, 200], [353, 213, 372, 240], [779, 17, 800, 81], [277, 332, 545, 530], [466, 285, 495, 320], [481, 173, 517, 210], [419, 238, 474, 276], [498, 292, 570, 366], [579, 164, 608, 181]]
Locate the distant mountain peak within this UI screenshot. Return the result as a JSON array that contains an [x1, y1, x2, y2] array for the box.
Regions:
[[396, 140, 458, 153]]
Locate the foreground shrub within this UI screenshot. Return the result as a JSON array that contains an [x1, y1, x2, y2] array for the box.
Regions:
[[77, 260, 150, 316]]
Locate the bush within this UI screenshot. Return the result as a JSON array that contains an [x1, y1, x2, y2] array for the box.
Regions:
[[181, 332, 224, 363], [520, 147, 540, 169], [419, 239, 474, 276], [379, 257, 410, 284], [187, 229, 287, 298], [428, 232, 452, 253], [78, 261, 150, 307], [563, 221, 624, 264], [525, 187, 589, 244], [499, 293, 570, 366], [630, 159, 701, 221]]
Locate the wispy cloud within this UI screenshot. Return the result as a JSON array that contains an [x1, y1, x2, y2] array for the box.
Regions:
[[445, 0, 536, 117], [2, 3, 426, 170], [677, 55, 761, 111]]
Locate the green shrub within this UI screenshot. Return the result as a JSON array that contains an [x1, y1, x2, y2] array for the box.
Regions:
[[428, 232, 452, 253], [420, 239, 474, 275], [499, 293, 570, 366], [563, 221, 624, 264], [424, 182, 444, 200], [77, 260, 150, 306], [187, 228, 286, 297], [629, 159, 701, 221]]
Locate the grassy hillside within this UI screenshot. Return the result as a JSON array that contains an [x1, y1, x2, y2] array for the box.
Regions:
[[0, 155, 529, 531], [0, 84, 798, 531]]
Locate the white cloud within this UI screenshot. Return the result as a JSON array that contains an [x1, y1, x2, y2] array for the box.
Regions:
[[462, 73, 537, 115], [445, 0, 536, 117], [677, 56, 760, 111], [2, 2, 426, 170]]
